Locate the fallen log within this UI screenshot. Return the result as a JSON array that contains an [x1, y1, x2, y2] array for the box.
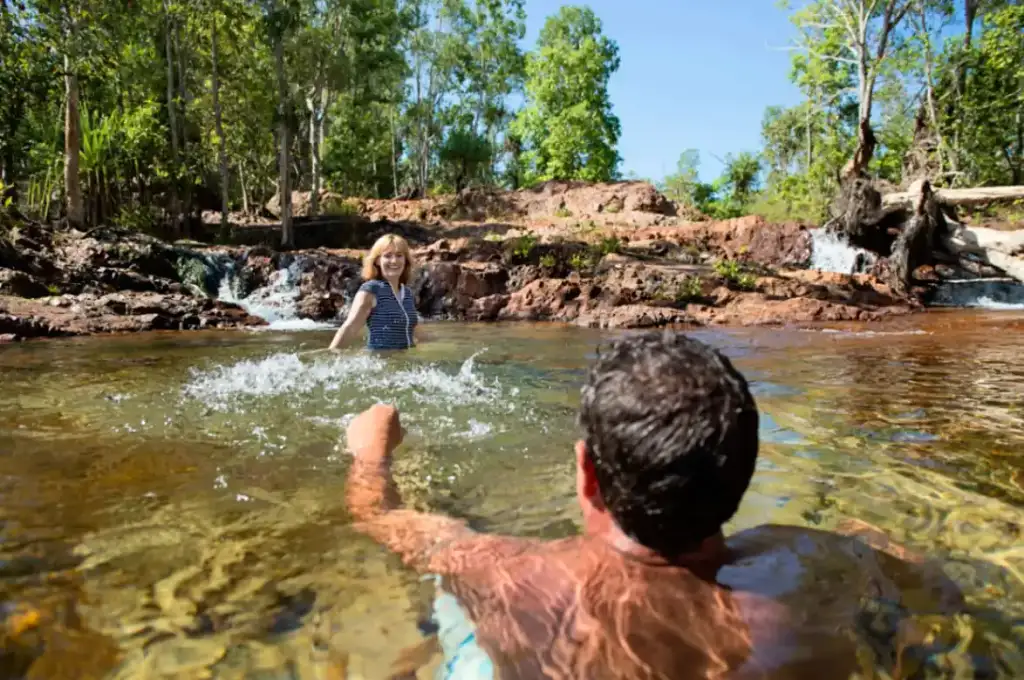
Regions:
[[939, 221, 1024, 283], [881, 185, 1024, 210]]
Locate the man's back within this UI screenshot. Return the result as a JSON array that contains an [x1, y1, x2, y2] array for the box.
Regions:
[[342, 335, 964, 678], [440, 525, 961, 679]]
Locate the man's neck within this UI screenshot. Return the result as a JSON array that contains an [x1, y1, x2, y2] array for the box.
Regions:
[[586, 514, 728, 573]]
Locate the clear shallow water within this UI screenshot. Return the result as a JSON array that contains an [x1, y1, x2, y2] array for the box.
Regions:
[[2, 313, 1024, 677]]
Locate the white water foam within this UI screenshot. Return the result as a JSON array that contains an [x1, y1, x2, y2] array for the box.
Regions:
[[181, 350, 506, 415], [809, 229, 875, 274], [930, 279, 1024, 310], [217, 260, 334, 331]]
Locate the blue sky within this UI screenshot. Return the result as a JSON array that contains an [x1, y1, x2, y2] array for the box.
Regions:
[[522, 1, 805, 183]]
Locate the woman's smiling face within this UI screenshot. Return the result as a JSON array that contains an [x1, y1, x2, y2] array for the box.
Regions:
[[379, 247, 406, 280]]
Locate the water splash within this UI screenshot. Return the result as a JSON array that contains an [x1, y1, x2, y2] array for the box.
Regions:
[[930, 279, 1024, 310], [181, 350, 507, 415], [217, 259, 334, 331], [809, 229, 876, 274]]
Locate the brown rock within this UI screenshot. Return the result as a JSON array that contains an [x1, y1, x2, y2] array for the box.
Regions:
[[456, 264, 508, 299], [576, 304, 694, 329], [690, 294, 912, 327], [0, 268, 51, 298], [467, 294, 510, 321], [0, 292, 265, 340], [499, 279, 584, 321]]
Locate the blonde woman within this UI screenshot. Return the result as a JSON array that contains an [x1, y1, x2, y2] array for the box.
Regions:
[[328, 234, 419, 351]]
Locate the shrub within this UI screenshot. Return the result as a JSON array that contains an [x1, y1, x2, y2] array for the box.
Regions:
[[569, 251, 593, 271], [509, 231, 538, 259], [321, 196, 360, 217], [597, 235, 621, 255], [713, 259, 757, 291], [675, 275, 703, 302]]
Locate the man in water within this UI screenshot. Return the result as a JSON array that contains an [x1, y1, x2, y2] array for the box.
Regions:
[[345, 332, 963, 678]]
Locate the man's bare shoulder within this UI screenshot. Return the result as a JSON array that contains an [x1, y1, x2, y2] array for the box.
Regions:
[[723, 522, 962, 609]]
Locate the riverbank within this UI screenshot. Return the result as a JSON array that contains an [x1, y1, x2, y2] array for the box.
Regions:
[[4, 180, 1009, 341]]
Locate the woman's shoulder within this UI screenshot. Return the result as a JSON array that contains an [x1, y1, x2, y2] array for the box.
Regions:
[[359, 279, 386, 295]]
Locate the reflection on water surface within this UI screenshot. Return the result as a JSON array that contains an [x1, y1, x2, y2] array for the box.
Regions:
[[1, 312, 1023, 677]]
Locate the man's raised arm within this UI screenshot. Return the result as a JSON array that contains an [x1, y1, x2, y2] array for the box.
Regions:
[[345, 404, 531, 574]]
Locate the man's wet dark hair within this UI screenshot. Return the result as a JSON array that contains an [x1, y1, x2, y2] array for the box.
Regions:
[[578, 331, 759, 556]]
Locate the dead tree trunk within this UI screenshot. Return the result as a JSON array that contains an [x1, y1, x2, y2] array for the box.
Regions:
[[163, 0, 181, 237], [887, 181, 941, 297], [211, 19, 229, 235], [306, 80, 325, 217], [824, 178, 1024, 294], [63, 52, 84, 229], [274, 34, 293, 249]]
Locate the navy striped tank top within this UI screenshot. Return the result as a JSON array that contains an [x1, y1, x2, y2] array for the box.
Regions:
[[360, 279, 418, 350]]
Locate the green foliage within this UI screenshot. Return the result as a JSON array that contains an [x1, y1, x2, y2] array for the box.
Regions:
[[946, 4, 1024, 185], [539, 253, 556, 268], [321, 195, 360, 217], [713, 259, 757, 291], [554, 206, 572, 218], [438, 127, 493, 192], [568, 250, 592, 271], [113, 204, 160, 232], [510, 5, 621, 183], [661, 149, 763, 219], [0, 180, 12, 213], [674, 275, 703, 302], [509, 231, 537, 259], [659, 150, 703, 206], [597, 235, 620, 255]]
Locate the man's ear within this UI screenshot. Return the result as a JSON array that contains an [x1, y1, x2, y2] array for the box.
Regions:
[[575, 440, 603, 509]]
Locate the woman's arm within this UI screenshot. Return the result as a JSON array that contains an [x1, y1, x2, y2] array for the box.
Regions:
[[328, 290, 374, 350], [413, 315, 426, 345]]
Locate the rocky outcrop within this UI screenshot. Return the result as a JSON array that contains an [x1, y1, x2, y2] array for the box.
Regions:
[[266, 180, 691, 226], [0, 181, 925, 341], [0, 221, 266, 340], [0, 292, 264, 340], [389, 238, 912, 329]]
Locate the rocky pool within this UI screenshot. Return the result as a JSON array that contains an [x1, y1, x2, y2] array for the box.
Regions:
[[1, 311, 1023, 678]]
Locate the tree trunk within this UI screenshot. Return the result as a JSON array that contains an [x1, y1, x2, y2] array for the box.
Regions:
[[175, 19, 192, 236], [390, 106, 398, 199], [843, 95, 877, 179], [882, 185, 1024, 210], [915, 4, 952, 180], [886, 181, 940, 296], [958, 0, 978, 98], [241, 165, 250, 215], [63, 53, 84, 228], [163, 1, 180, 236], [940, 221, 1024, 283], [275, 35, 293, 249], [307, 80, 323, 217], [211, 19, 229, 233]]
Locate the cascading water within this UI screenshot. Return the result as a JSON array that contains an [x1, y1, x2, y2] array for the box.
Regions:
[[808, 228, 876, 274], [216, 257, 334, 331], [929, 278, 1024, 310], [808, 227, 1024, 310]]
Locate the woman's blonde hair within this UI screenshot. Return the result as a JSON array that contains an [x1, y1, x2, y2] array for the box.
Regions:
[[362, 234, 415, 284]]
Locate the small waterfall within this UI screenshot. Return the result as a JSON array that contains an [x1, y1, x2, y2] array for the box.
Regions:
[[929, 279, 1024, 310], [809, 229, 876, 274], [216, 257, 333, 331]]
